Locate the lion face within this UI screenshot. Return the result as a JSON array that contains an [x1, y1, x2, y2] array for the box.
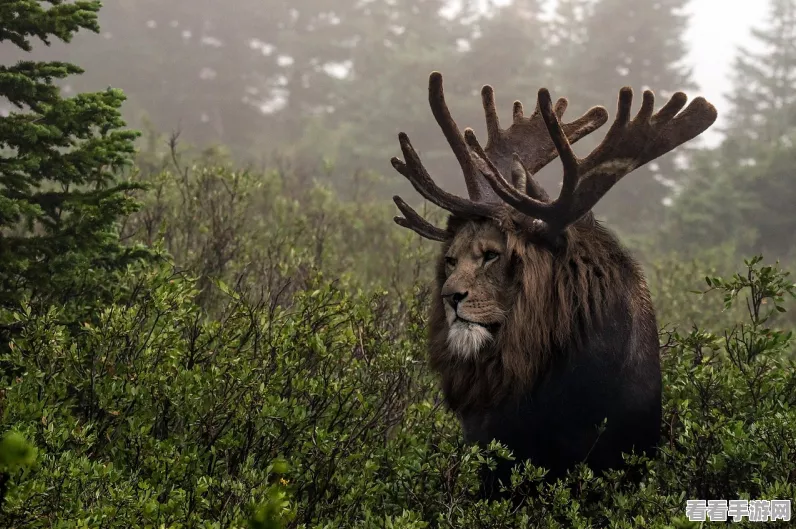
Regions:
[[439, 220, 513, 358]]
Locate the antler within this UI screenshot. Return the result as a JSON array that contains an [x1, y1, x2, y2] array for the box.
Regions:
[[391, 71, 609, 240], [468, 87, 718, 232], [479, 84, 608, 199]]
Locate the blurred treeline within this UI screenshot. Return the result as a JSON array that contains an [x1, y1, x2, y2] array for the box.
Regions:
[[3, 0, 793, 251]]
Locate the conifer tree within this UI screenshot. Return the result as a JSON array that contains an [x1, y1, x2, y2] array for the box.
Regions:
[[665, 0, 796, 259], [721, 0, 796, 162], [0, 0, 148, 318]]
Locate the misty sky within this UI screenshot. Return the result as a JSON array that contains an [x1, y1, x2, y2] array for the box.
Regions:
[[685, 0, 767, 147], [479, 0, 769, 148]]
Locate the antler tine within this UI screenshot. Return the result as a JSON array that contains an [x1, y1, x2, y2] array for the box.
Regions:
[[469, 86, 717, 233], [510, 154, 528, 194], [523, 167, 550, 201], [537, 88, 580, 205], [428, 72, 496, 202], [508, 153, 550, 201], [392, 196, 448, 242], [559, 87, 718, 226], [478, 83, 609, 201]]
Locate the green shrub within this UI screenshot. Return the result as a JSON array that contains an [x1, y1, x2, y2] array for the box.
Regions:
[[121, 145, 441, 315], [1, 255, 794, 528]]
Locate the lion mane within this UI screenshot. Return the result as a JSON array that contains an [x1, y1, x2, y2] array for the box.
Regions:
[[427, 214, 656, 415]]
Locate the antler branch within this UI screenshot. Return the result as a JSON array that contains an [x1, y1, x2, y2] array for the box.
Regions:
[[390, 72, 611, 241], [390, 132, 496, 219], [390, 71, 717, 242], [478, 84, 608, 199], [392, 196, 448, 241], [549, 87, 717, 228], [471, 86, 717, 232], [427, 72, 492, 202]]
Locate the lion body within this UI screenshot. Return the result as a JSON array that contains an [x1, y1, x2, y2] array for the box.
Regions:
[[428, 214, 662, 499]]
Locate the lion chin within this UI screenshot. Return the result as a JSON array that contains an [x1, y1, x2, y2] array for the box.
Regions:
[[446, 320, 494, 359]]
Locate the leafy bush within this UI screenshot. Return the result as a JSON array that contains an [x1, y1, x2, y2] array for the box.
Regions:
[[121, 140, 441, 314], [1, 255, 794, 528]]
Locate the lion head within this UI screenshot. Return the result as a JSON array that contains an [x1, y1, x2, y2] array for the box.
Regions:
[[436, 219, 512, 359], [426, 210, 641, 412]]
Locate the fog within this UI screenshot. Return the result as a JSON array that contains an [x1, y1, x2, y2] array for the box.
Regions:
[[1, 0, 792, 255]]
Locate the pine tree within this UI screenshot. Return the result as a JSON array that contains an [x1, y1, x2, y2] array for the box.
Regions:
[[545, 0, 697, 235], [309, 0, 469, 194], [665, 0, 796, 260], [0, 0, 149, 318], [721, 0, 796, 162]]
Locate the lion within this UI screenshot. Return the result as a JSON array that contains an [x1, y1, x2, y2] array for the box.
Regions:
[[389, 71, 717, 499]]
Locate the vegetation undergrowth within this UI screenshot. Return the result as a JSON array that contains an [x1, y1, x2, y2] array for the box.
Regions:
[[1, 253, 794, 528]]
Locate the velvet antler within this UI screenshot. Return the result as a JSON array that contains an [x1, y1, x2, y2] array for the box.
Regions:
[[391, 71, 718, 240]]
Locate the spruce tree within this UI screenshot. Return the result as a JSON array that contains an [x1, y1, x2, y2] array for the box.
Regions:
[[719, 0, 796, 256], [721, 0, 796, 162], [665, 0, 796, 259], [0, 0, 148, 319]]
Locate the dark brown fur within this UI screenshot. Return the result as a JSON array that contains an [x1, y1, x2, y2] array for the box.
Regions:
[[427, 210, 661, 498]]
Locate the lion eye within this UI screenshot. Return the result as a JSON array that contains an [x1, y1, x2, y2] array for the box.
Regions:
[[483, 251, 499, 263], [445, 256, 457, 268]]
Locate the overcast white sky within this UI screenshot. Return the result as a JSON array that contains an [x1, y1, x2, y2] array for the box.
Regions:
[[684, 0, 768, 146]]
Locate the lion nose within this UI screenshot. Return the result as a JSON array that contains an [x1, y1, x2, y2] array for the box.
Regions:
[[444, 291, 468, 309]]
